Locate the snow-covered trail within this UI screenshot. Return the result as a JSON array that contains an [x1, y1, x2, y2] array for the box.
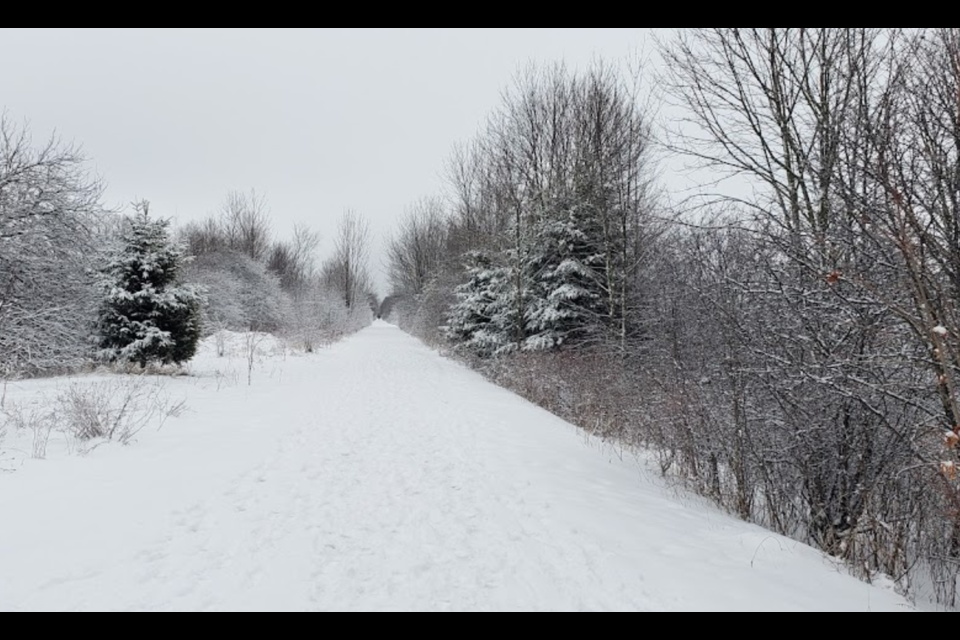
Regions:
[[0, 321, 913, 611]]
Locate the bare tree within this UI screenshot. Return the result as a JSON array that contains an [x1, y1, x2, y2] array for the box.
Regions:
[[323, 210, 372, 311], [376, 30, 960, 605], [386, 198, 448, 296], [268, 223, 321, 293], [572, 61, 660, 353], [657, 28, 960, 602], [0, 115, 104, 376], [219, 189, 271, 262]]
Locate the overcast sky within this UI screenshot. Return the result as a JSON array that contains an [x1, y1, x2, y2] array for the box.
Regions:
[[0, 28, 655, 294]]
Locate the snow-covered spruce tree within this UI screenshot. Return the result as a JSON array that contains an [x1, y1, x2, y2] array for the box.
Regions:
[[524, 200, 607, 351], [97, 203, 202, 367], [443, 251, 516, 356]]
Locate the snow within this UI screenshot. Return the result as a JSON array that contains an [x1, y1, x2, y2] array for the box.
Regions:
[[0, 321, 915, 611], [934, 325, 949, 336]]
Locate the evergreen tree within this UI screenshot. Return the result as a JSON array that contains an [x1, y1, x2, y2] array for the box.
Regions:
[[443, 251, 514, 356], [524, 200, 607, 351], [97, 203, 202, 367]]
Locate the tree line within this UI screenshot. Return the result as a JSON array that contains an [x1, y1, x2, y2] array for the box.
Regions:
[[0, 115, 376, 376], [179, 191, 375, 353], [385, 30, 960, 606]]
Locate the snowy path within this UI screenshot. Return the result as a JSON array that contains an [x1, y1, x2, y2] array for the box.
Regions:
[[0, 322, 913, 611]]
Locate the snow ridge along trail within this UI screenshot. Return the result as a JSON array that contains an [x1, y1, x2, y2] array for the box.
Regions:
[[0, 321, 912, 611]]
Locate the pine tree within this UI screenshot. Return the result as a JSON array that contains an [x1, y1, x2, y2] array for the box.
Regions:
[[97, 203, 202, 367]]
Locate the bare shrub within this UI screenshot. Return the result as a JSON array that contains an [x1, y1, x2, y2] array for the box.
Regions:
[[0, 409, 7, 452], [215, 328, 227, 358], [31, 415, 53, 460], [244, 333, 268, 386], [106, 361, 191, 377], [56, 378, 184, 445], [485, 350, 644, 445], [214, 368, 240, 392], [1, 401, 55, 459]]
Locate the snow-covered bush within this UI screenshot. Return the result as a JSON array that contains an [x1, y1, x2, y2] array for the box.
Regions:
[[286, 284, 344, 352], [183, 249, 288, 334]]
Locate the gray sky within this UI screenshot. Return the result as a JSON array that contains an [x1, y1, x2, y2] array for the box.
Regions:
[[0, 28, 653, 294]]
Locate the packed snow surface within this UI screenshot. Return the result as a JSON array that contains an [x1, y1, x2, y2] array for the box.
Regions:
[[0, 322, 913, 611]]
